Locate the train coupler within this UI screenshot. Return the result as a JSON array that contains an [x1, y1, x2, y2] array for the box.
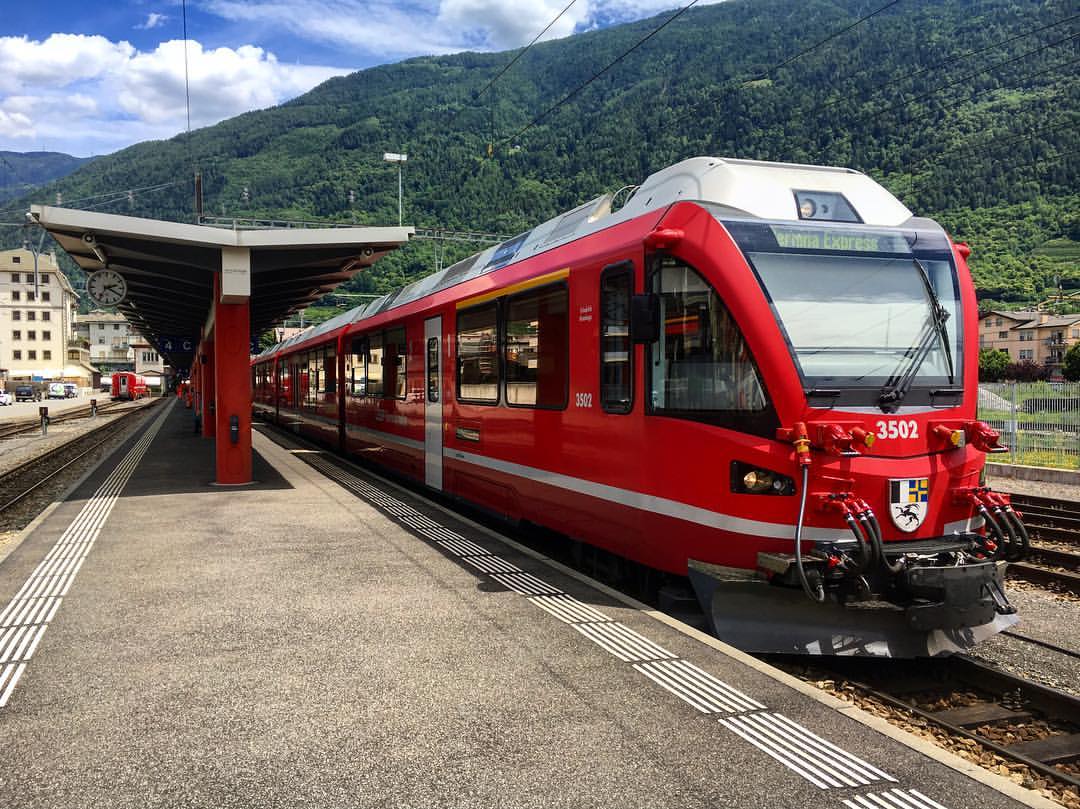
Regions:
[[902, 559, 1012, 631]]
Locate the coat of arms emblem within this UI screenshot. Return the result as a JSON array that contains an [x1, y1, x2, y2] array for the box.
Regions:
[[889, 478, 928, 533]]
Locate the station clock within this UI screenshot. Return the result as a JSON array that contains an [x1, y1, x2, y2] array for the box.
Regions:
[[86, 269, 128, 306]]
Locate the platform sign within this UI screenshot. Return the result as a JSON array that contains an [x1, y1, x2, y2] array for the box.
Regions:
[[156, 336, 196, 353]]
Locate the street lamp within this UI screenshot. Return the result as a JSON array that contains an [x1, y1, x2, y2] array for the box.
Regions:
[[383, 152, 407, 226]]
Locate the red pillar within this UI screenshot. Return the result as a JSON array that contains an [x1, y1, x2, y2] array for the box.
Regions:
[[213, 294, 252, 485], [201, 339, 216, 439]]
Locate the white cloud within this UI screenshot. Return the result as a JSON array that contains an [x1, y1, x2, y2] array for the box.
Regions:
[[0, 107, 35, 139], [437, 0, 590, 50], [0, 34, 350, 155], [136, 13, 170, 30], [200, 0, 710, 55]]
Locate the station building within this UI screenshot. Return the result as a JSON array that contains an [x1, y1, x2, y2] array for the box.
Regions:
[[0, 247, 95, 389]]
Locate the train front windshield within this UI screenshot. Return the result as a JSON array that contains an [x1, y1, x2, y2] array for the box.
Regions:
[[723, 219, 963, 407]]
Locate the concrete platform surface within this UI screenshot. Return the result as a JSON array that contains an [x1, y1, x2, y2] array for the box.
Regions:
[[0, 400, 1044, 809]]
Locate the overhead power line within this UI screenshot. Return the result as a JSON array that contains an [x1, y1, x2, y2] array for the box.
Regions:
[[863, 54, 1079, 134], [820, 11, 1080, 111], [474, 0, 580, 102], [743, 0, 903, 84], [500, 0, 904, 145], [499, 0, 703, 147], [867, 31, 1080, 119]]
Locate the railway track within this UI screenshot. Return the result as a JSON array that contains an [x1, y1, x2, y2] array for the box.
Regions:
[[998, 493, 1080, 595], [0, 399, 160, 516], [778, 651, 1080, 795], [0, 399, 135, 440]]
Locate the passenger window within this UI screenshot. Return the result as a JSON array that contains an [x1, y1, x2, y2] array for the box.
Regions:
[[384, 326, 406, 400], [505, 284, 568, 409], [323, 346, 336, 395], [600, 265, 633, 413], [427, 338, 439, 403], [307, 353, 319, 406], [457, 303, 499, 404], [367, 333, 384, 398], [349, 337, 367, 396], [648, 257, 768, 418]]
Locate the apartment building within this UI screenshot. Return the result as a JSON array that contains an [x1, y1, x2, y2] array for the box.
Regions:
[[0, 248, 94, 388], [978, 309, 1080, 374], [75, 310, 136, 373]]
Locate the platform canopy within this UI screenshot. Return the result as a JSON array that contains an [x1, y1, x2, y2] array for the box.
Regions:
[[28, 205, 413, 369]]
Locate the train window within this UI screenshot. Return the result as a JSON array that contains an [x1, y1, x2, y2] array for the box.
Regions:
[[306, 352, 319, 407], [458, 303, 500, 404], [505, 284, 568, 409], [322, 345, 336, 395], [600, 264, 633, 414], [384, 326, 407, 400], [367, 333, 384, 398], [427, 338, 439, 403], [647, 257, 770, 426], [349, 337, 367, 396]]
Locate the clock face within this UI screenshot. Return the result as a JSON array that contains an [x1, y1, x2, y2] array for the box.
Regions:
[[87, 269, 127, 306]]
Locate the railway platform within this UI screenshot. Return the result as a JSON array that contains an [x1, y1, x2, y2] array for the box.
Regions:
[[0, 399, 1054, 808]]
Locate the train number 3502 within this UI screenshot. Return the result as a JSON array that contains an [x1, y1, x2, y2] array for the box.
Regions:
[[575, 393, 593, 408], [876, 419, 919, 439]]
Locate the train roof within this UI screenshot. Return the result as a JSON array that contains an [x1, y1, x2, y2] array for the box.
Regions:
[[257, 156, 915, 360]]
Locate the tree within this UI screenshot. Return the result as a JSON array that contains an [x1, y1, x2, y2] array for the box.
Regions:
[[1063, 343, 1080, 382], [1004, 360, 1051, 382], [978, 348, 1010, 382]]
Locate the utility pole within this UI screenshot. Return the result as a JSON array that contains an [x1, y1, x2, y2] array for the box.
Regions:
[[382, 152, 407, 226]]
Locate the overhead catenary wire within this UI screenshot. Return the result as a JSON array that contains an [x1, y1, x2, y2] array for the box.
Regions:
[[473, 0, 580, 103], [819, 11, 1080, 111], [862, 31, 1080, 120], [499, 0, 704, 147], [743, 0, 902, 84]]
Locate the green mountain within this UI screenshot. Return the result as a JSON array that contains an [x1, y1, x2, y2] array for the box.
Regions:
[[0, 151, 93, 203], [3, 0, 1077, 312]]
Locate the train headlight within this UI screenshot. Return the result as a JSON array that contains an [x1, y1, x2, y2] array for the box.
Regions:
[[743, 469, 775, 493], [731, 461, 795, 495]]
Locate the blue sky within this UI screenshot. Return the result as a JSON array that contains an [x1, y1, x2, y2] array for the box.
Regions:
[[0, 0, 710, 157]]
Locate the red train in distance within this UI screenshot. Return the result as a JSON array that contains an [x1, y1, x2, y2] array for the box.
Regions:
[[253, 157, 1028, 658], [112, 372, 150, 401]]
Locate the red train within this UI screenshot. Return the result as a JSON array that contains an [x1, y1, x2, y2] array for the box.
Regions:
[[112, 372, 149, 401], [253, 157, 1027, 657]]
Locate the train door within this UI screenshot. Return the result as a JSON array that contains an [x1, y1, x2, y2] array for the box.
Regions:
[[424, 316, 443, 490], [119, 375, 129, 399]]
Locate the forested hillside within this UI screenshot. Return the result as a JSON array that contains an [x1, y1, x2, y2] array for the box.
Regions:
[[2, 0, 1076, 310], [0, 152, 91, 203]]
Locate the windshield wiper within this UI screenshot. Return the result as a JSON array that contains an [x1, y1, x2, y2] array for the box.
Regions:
[[878, 258, 954, 412]]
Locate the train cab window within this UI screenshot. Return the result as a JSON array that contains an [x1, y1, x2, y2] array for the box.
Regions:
[[367, 333, 384, 398], [457, 303, 499, 404], [647, 257, 770, 429], [505, 284, 568, 409], [384, 326, 407, 400], [600, 264, 633, 413]]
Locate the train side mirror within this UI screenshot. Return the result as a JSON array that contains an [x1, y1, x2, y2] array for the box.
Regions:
[[631, 293, 660, 343]]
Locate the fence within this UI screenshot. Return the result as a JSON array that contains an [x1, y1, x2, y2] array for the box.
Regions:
[[978, 381, 1080, 470]]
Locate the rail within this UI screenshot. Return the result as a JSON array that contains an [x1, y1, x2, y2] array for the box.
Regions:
[[0, 399, 141, 440], [0, 399, 161, 514], [778, 653, 1080, 793]]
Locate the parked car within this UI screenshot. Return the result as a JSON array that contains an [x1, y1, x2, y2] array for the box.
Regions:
[[15, 384, 43, 402], [63, 383, 78, 398], [0, 391, 12, 406], [47, 383, 66, 399]]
